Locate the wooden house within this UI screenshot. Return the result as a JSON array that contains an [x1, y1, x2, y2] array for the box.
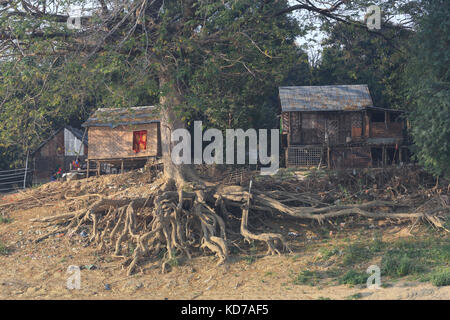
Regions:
[[32, 126, 88, 184], [82, 106, 161, 175], [280, 85, 409, 168]]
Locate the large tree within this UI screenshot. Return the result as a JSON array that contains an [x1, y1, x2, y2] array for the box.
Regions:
[[403, 0, 450, 177], [315, 21, 411, 109], [0, 1, 415, 167], [1, 1, 423, 273]]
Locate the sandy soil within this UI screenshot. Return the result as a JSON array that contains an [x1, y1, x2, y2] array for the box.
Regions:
[[1, 201, 448, 300]]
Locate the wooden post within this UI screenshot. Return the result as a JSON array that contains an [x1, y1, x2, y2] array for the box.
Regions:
[[121, 160, 124, 174], [369, 149, 373, 167], [287, 112, 291, 146], [23, 151, 29, 189], [86, 160, 90, 178], [76, 127, 87, 162], [97, 161, 100, 176], [285, 148, 289, 168], [399, 147, 403, 163], [327, 147, 331, 169], [299, 112, 302, 144], [382, 146, 386, 167], [366, 112, 371, 138]]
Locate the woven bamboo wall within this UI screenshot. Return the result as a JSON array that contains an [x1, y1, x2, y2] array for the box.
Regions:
[[88, 123, 160, 160], [370, 122, 403, 138], [287, 111, 358, 146]]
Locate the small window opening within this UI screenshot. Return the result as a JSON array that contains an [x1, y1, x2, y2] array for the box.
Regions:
[[371, 112, 385, 123], [133, 130, 147, 153]]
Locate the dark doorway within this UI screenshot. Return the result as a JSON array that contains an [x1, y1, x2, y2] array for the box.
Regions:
[[386, 147, 398, 165], [371, 111, 385, 123], [371, 147, 383, 167]]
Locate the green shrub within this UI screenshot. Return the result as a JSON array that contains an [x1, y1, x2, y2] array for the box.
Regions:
[[381, 252, 421, 277], [293, 270, 320, 286], [430, 268, 450, 287], [0, 242, 9, 255], [342, 243, 372, 266], [346, 293, 363, 300], [319, 247, 340, 260], [244, 255, 256, 265], [168, 257, 180, 267], [339, 270, 368, 286], [0, 216, 13, 224]]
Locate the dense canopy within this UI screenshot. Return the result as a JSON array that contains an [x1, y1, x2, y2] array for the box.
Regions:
[[0, 0, 448, 177]]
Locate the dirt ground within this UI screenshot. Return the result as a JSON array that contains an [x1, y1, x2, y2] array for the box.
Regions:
[[0, 197, 448, 300], [0, 170, 449, 300]]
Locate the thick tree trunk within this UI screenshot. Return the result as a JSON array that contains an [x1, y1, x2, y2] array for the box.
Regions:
[[158, 68, 199, 186]]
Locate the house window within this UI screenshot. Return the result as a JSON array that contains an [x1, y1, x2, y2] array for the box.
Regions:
[[133, 130, 147, 153], [371, 111, 385, 122]]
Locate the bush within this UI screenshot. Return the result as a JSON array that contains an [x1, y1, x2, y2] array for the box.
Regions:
[[430, 268, 450, 287], [342, 243, 372, 266], [382, 251, 421, 277], [339, 270, 368, 286], [0, 216, 13, 224], [0, 242, 9, 255], [293, 270, 320, 286]]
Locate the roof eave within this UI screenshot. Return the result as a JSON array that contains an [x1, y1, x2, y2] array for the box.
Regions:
[[82, 120, 161, 128]]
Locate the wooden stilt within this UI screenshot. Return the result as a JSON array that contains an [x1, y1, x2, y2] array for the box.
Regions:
[[86, 161, 90, 178], [121, 160, 124, 174], [327, 147, 331, 169], [97, 161, 100, 176]]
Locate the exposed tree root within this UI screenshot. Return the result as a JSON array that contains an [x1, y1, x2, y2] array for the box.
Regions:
[[30, 170, 449, 276]]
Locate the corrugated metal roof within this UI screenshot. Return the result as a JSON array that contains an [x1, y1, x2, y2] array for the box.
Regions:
[[82, 106, 160, 128], [279, 85, 374, 112]]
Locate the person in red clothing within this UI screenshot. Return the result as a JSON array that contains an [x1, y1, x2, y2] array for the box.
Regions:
[[51, 167, 63, 181], [72, 159, 80, 170]]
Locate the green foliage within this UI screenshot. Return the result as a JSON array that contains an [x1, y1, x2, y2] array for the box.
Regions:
[[0, 54, 159, 169], [339, 270, 368, 286], [0, 216, 13, 224], [429, 268, 450, 287], [1, 0, 447, 179], [318, 246, 340, 260], [380, 238, 450, 277], [0, 241, 9, 255], [403, 0, 450, 177], [341, 243, 373, 266], [243, 255, 256, 265], [382, 253, 419, 277], [0, 0, 307, 169], [168, 257, 180, 267], [175, 1, 309, 131], [315, 21, 411, 109], [345, 293, 363, 300], [293, 270, 320, 286]]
